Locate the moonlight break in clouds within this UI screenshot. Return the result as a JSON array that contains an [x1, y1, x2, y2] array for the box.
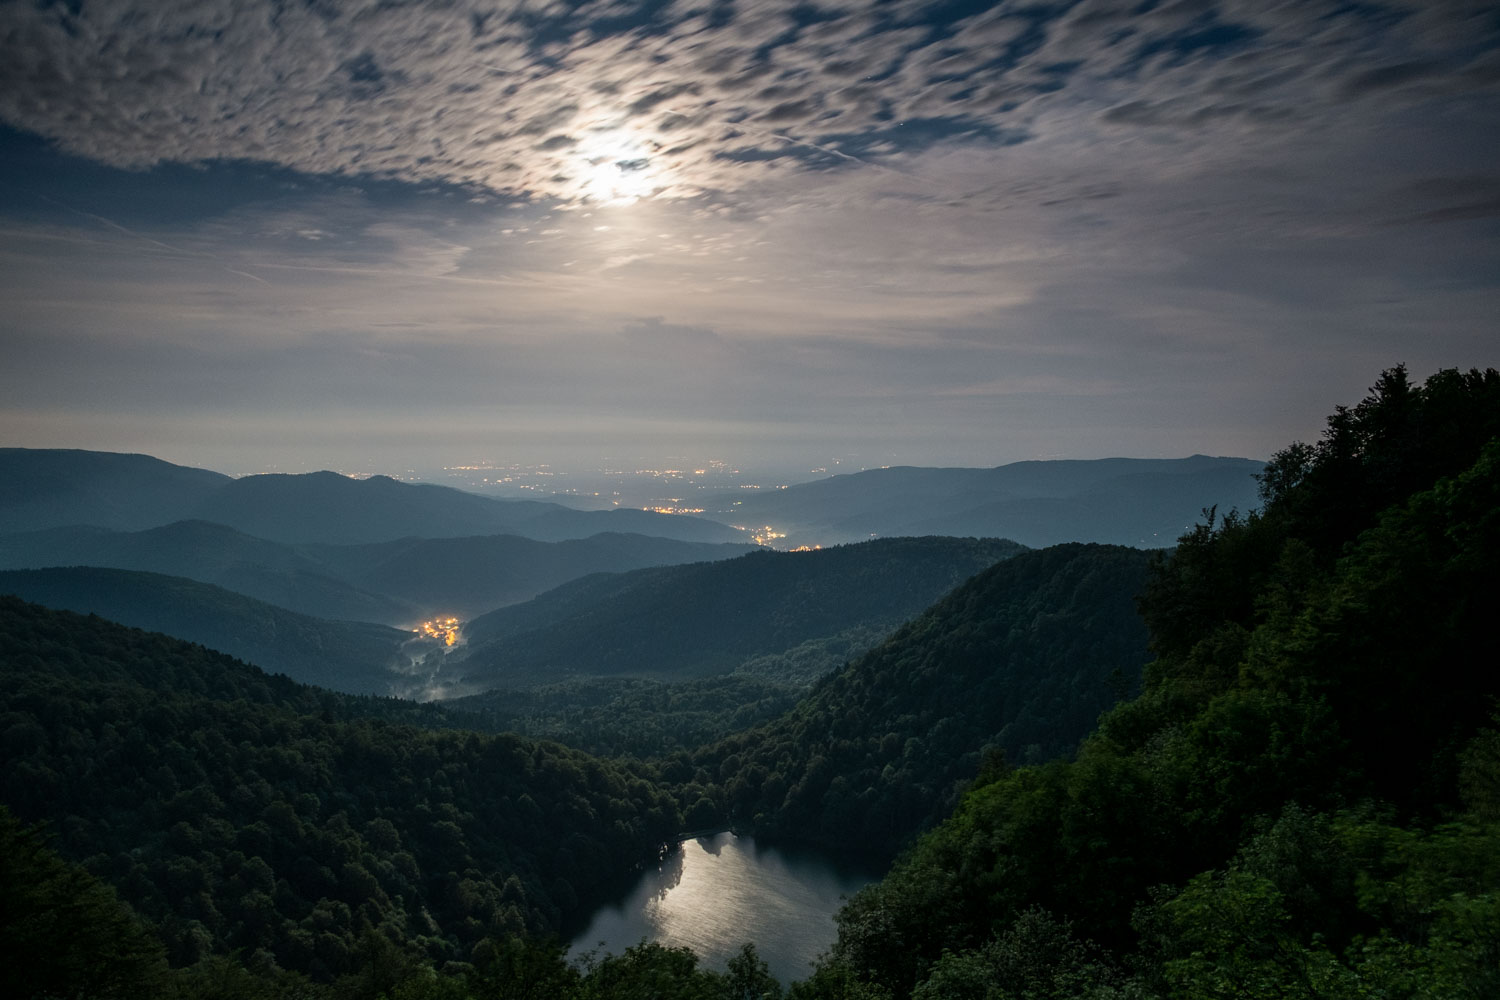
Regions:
[[1, 0, 1497, 472]]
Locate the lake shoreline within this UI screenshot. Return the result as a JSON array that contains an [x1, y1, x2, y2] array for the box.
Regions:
[[564, 831, 879, 985]]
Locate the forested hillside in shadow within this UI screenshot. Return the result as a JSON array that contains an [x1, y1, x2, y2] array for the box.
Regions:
[[4, 367, 1496, 999], [807, 365, 1500, 998], [456, 536, 1025, 687], [698, 542, 1152, 859], [0, 599, 680, 983], [0, 567, 415, 693]]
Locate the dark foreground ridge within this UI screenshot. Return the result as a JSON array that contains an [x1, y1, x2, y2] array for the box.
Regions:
[[2, 365, 1497, 999]]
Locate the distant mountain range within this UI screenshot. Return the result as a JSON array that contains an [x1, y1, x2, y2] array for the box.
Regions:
[[0, 448, 745, 544], [2, 448, 1264, 553], [0, 520, 418, 624], [0, 519, 755, 624], [1, 447, 1261, 664], [295, 531, 757, 618], [455, 536, 1026, 689], [698, 455, 1265, 548], [5, 369, 1495, 995]]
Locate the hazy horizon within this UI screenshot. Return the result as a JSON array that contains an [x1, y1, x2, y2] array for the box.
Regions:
[[1, 445, 1270, 524], [3, 2, 1496, 472]]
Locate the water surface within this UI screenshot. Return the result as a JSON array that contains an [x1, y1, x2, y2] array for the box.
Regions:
[[568, 832, 875, 984]]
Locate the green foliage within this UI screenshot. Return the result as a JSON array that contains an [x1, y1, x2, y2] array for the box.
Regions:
[[0, 806, 170, 1000], [0, 598, 682, 982], [467, 935, 580, 1000], [0, 566, 413, 693], [733, 624, 896, 687], [467, 938, 780, 1000], [456, 536, 1025, 687], [448, 673, 804, 760], [724, 942, 784, 1000], [812, 366, 1500, 998], [152, 934, 786, 1000], [572, 940, 726, 1000], [8, 367, 1496, 1000], [1130, 805, 1500, 1000], [785, 962, 893, 1000], [703, 543, 1152, 859], [1143, 364, 1500, 663], [1153, 868, 1356, 999], [911, 908, 1124, 1000], [0, 519, 419, 626], [1254, 365, 1500, 559]]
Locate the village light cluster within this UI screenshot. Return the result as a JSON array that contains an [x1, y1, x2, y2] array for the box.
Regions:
[[415, 617, 461, 646]]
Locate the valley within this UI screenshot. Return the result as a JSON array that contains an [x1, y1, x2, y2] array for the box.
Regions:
[[3, 367, 1499, 999], [4, 0, 1493, 993]]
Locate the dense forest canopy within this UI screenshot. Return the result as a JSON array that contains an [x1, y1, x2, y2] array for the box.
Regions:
[[2, 364, 1496, 999], [456, 535, 1025, 687], [699, 542, 1152, 859], [814, 365, 1500, 998], [0, 566, 415, 693], [0, 599, 682, 984]]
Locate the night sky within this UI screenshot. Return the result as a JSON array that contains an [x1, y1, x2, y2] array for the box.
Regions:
[[1, 0, 1496, 475]]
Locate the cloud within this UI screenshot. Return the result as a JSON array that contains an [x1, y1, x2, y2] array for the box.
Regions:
[[1391, 175, 1500, 223], [0, 1, 1492, 209], [2, 2, 1497, 474]]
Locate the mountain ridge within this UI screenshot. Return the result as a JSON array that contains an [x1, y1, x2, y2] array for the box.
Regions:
[[0, 566, 417, 694], [700, 541, 1154, 859], [700, 454, 1265, 548], [0, 519, 756, 623], [456, 535, 1027, 690], [0, 520, 419, 624], [0, 448, 745, 545]]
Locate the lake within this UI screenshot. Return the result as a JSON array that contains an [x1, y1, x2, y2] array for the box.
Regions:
[[567, 832, 878, 984]]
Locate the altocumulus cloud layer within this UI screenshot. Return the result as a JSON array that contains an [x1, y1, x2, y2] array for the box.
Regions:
[[4, 0, 1498, 203], [0, 0, 1497, 471]]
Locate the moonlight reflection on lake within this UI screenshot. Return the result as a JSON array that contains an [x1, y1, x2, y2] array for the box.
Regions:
[[568, 832, 876, 984]]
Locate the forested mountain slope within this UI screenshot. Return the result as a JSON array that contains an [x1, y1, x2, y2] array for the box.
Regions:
[[8, 370, 1494, 1000], [0, 448, 231, 533], [0, 520, 752, 623], [699, 542, 1153, 859], [0, 520, 419, 624], [0, 567, 417, 694], [807, 365, 1500, 998], [0, 598, 682, 981], [297, 531, 755, 618], [447, 674, 806, 761], [1, 806, 173, 1000], [455, 536, 1026, 688]]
